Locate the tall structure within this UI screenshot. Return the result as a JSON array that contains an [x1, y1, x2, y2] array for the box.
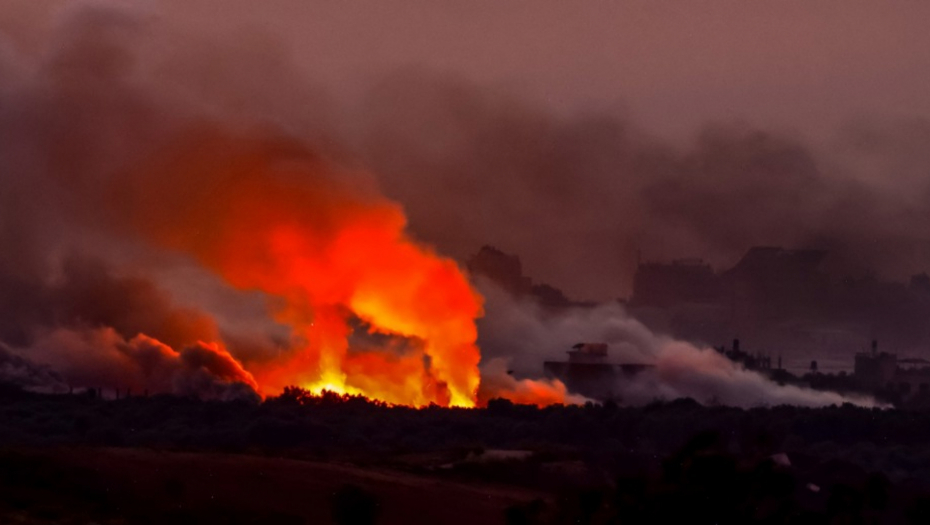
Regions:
[[566, 343, 609, 363], [467, 246, 573, 308], [627, 246, 886, 355], [716, 338, 773, 371], [851, 340, 930, 403], [543, 343, 653, 400], [853, 340, 897, 390], [466, 246, 531, 295]]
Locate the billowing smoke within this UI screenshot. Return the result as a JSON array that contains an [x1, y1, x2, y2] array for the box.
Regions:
[[358, 72, 930, 300], [0, 4, 333, 399], [22, 328, 258, 401], [0, 344, 67, 394], [477, 358, 588, 407], [0, 3, 508, 407], [0, 255, 219, 349], [0, 2, 918, 407], [475, 279, 880, 408], [0, 251, 254, 399]]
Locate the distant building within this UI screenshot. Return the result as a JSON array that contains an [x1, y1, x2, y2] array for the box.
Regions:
[[723, 247, 829, 332], [467, 246, 575, 308], [543, 343, 653, 400], [716, 338, 773, 372], [626, 245, 930, 357], [853, 341, 897, 390], [724, 247, 827, 283], [567, 343, 609, 363], [891, 367, 930, 398], [852, 340, 930, 404], [467, 246, 532, 296]]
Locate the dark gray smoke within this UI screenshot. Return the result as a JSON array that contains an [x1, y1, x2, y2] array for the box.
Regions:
[[357, 71, 930, 300], [0, 255, 218, 348], [0, 3, 311, 398], [0, 344, 67, 393]]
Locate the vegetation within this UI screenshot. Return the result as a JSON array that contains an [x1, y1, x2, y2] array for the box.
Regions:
[[4, 385, 930, 522]]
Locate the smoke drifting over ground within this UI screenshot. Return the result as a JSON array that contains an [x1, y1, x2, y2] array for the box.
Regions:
[[475, 279, 878, 408], [23, 329, 258, 401]]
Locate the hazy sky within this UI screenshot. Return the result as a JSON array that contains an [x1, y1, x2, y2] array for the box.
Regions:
[[169, 1, 930, 139], [4, 1, 930, 139]]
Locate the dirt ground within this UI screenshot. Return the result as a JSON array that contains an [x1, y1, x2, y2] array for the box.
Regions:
[[0, 447, 546, 524]]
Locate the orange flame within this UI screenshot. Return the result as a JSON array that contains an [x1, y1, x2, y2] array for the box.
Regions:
[[116, 128, 570, 408]]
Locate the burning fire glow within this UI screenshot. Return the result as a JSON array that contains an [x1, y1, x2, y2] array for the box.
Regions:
[[115, 128, 570, 407]]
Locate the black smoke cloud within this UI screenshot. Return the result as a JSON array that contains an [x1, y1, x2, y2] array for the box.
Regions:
[[0, 344, 66, 393], [4, 4, 930, 306], [357, 71, 930, 299]]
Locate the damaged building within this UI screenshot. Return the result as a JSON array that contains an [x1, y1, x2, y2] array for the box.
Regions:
[[467, 246, 591, 309], [715, 338, 774, 372], [543, 343, 653, 400], [629, 246, 930, 363], [854, 340, 930, 402]]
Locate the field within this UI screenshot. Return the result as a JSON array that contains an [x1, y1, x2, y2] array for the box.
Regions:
[[0, 446, 542, 524]]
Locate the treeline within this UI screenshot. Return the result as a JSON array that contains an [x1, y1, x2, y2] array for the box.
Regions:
[[0, 384, 929, 480], [5, 385, 930, 522]]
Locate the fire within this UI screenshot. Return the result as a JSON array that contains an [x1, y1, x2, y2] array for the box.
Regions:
[[114, 127, 570, 407]]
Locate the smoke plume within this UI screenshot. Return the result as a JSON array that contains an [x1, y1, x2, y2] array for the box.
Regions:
[[475, 279, 879, 408], [0, 2, 918, 406], [0, 3, 537, 406], [23, 328, 259, 401]]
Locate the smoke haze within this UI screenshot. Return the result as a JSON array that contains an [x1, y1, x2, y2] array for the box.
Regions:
[[0, 2, 490, 405], [5, 1, 930, 300], [358, 72, 930, 299], [0, 2, 925, 404]]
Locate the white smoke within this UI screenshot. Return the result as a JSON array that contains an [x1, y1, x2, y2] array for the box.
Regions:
[[475, 278, 881, 408]]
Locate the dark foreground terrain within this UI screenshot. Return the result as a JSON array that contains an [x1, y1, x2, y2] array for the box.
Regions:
[[4, 385, 930, 524], [0, 447, 537, 524]]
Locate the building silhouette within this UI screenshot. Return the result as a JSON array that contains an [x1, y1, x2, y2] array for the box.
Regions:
[[543, 343, 652, 400], [629, 246, 930, 359]]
